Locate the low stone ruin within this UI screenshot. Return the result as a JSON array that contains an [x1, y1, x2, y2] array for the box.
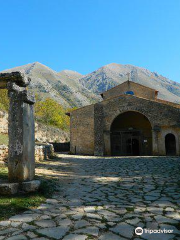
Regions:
[[0, 144, 55, 166]]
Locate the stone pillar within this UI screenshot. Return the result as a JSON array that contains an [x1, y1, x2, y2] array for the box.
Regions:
[[8, 82, 35, 182], [94, 103, 104, 156], [152, 125, 161, 156]]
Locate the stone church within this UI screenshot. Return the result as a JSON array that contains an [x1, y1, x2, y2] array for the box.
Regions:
[[67, 81, 180, 156]]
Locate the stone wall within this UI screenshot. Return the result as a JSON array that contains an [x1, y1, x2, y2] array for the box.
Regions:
[[70, 104, 94, 155], [0, 110, 69, 143], [0, 144, 54, 165], [35, 122, 69, 143], [102, 81, 157, 100], [35, 144, 54, 161]]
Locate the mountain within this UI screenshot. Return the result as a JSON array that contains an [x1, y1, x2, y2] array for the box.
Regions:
[[2, 62, 180, 107], [1, 62, 99, 108], [80, 63, 180, 103]]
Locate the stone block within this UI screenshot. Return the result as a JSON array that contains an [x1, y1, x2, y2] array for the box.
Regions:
[[21, 180, 41, 192], [0, 183, 19, 195]]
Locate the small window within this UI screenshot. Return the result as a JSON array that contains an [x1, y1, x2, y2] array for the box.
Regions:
[[125, 91, 134, 95]]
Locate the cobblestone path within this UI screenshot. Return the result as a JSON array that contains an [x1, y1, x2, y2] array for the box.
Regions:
[[0, 155, 180, 240]]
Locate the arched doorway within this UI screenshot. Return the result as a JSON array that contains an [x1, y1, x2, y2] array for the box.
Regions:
[[110, 111, 152, 156], [165, 133, 176, 156]]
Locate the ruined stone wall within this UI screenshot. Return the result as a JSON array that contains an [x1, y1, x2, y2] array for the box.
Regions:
[[0, 144, 54, 164], [0, 111, 69, 143], [35, 144, 54, 161], [102, 94, 180, 156], [102, 81, 156, 100], [70, 104, 94, 155]]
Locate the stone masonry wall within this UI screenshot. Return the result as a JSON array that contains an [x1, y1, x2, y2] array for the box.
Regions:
[[70, 104, 94, 155], [0, 111, 69, 143], [102, 81, 156, 100], [0, 144, 54, 165]]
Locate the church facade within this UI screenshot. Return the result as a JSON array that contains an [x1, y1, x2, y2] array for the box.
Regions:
[[67, 81, 180, 156]]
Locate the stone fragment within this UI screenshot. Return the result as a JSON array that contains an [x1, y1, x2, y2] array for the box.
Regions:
[[21, 180, 41, 192], [36, 226, 70, 239], [0, 183, 19, 195], [74, 226, 99, 236], [21, 223, 37, 230], [154, 215, 178, 224], [63, 234, 87, 240], [74, 220, 90, 229], [26, 231, 37, 238], [34, 220, 56, 228], [6, 235, 27, 240], [0, 221, 11, 227], [10, 214, 39, 222], [110, 223, 134, 239], [99, 232, 126, 240], [0, 228, 17, 236]]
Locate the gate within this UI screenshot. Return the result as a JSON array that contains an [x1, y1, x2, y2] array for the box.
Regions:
[[111, 130, 143, 156]]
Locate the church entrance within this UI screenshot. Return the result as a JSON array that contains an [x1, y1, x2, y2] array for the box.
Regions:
[[111, 111, 152, 156]]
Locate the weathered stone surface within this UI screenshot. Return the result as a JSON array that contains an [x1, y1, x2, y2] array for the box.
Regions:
[[110, 222, 134, 238], [74, 226, 99, 236], [10, 214, 39, 222], [62, 234, 87, 240], [0, 71, 30, 88], [0, 183, 19, 195], [21, 180, 41, 192], [74, 220, 90, 229], [6, 235, 27, 240], [36, 226, 70, 239], [8, 85, 35, 183], [34, 220, 56, 228], [99, 232, 126, 240]]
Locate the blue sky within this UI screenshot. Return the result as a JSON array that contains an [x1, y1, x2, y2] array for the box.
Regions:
[[0, 0, 180, 82]]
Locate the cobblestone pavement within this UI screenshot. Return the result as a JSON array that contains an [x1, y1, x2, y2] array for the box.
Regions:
[[0, 155, 180, 240]]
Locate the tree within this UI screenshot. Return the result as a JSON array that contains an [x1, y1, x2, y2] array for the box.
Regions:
[[0, 89, 9, 111], [35, 98, 70, 130]]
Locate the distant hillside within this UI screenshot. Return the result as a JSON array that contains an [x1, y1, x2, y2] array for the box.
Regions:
[[2, 62, 180, 106], [1, 62, 99, 108], [79, 63, 180, 103]]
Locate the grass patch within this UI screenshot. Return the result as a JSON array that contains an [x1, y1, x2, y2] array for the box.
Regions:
[[0, 167, 8, 180], [0, 167, 57, 221], [0, 133, 8, 145]]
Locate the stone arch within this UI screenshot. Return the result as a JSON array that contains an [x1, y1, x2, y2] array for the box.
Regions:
[[110, 111, 152, 156]]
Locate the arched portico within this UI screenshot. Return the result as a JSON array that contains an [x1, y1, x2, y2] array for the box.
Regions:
[[109, 111, 152, 156]]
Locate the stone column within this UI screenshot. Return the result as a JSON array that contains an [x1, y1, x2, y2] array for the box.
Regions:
[[94, 103, 104, 156], [7, 82, 35, 182]]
